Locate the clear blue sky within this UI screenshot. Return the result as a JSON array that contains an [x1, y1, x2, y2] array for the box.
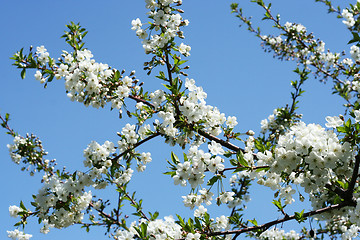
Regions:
[[0, 0, 353, 239]]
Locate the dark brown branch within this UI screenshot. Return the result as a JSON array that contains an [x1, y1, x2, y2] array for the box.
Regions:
[[208, 203, 345, 237], [218, 166, 269, 174], [129, 95, 155, 109], [198, 129, 241, 153], [112, 132, 161, 162], [345, 154, 360, 200], [89, 202, 121, 225], [325, 153, 360, 205]]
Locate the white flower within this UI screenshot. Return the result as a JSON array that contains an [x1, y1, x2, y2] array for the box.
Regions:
[[34, 70, 42, 81], [325, 116, 343, 128], [179, 43, 191, 57], [182, 194, 201, 209], [140, 152, 152, 164], [186, 232, 201, 240], [215, 215, 229, 230], [351, 45, 360, 61], [36, 45, 47, 54], [154, 10, 169, 26], [136, 29, 148, 39], [115, 229, 134, 240], [218, 192, 235, 204], [208, 141, 225, 155], [9, 205, 22, 218], [194, 205, 207, 217], [207, 156, 224, 173], [185, 78, 196, 91], [131, 18, 142, 31], [355, 110, 360, 122], [226, 116, 238, 128]]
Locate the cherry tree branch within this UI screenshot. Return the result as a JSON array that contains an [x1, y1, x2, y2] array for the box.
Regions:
[[197, 129, 241, 152], [112, 132, 161, 162], [345, 153, 360, 200], [115, 183, 150, 221], [0, 113, 16, 136], [89, 202, 122, 225], [129, 95, 155, 109], [207, 203, 346, 238]]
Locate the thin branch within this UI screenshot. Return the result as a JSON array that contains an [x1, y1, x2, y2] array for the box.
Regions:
[[197, 129, 241, 153], [218, 166, 269, 174], [112, 132, 161, 162], [129, 95, 155, 109], [208, 203, 345, 238], [117, 184, 150, 221], [0, 113, 16, 136], [89, 202, 121, 225]]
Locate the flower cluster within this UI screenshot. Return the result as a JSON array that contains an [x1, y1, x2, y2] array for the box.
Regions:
[[181, 78, 230, 135], [173, 143, 226, 189], [262, 21, 342, 70], [83, 140, 115, 169], [6, 134, 54, 175], [115, 216, 182, 240], [58, 49, 137, 109], [182, 188, 214, 209], [258, 227, 300, 240], [7, 136, 27, 164], [260, 109, 280, 134], [83, 139, 137, 185], [117, 123, 153, 171], [7, 229, 32, 240], [35, 46, 51, 66], [32, 173, 93, 229], [255, 121, 354, 206], [131, 0, 189, 56], [22, 45, 143, 111], [342, 9, 355, 28]]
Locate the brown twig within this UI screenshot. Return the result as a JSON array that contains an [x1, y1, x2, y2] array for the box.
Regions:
[[0, 113, 16, 136], [207, 203, 345, 238], [112, 132, 161, 162]]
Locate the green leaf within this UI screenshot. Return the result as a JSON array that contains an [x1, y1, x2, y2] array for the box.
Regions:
[[20, 201, 26, 210], [114, 70, 121, 81], [21, 68, 26, 79], [224, 151, 233, 158], [149, 211, 159, 220], [230, 3, 239, 11], [236, 151, 248, 167], [156, 71, 167, 81], [163, 170, 176, 177], [140, 222, 147, 237], [171, 152, 180, 165], [255, 139, 266, 152], [176, 214, 185, 227], [294, 209, 306, 223], [229, 158, 238, 166], [349, 32, 360, 44], [207, 175, 221, 186], [248, 218, 258, 226], [336, 126, 346, 133], [272, 199, 283, 210]]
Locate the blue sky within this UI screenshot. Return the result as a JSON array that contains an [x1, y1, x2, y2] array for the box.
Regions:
[[0, 0, 353, 239]]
